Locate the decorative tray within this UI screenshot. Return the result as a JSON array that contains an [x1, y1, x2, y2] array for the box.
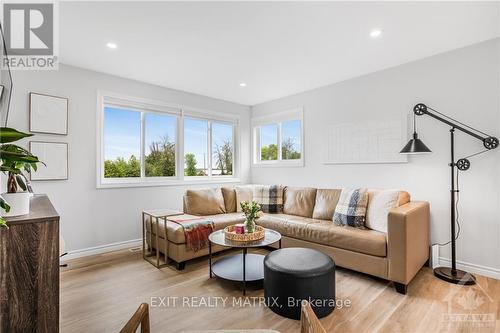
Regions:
[[224, 225, 265, 242]]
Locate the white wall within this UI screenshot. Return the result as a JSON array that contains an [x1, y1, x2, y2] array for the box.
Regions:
[[7, 64, 251, 253], [251, 39, 500, 274]]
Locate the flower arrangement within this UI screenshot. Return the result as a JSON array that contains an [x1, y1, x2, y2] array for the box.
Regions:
[[240, 200, 263, 233]]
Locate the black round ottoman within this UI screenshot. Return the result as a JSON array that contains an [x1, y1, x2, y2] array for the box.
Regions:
[[264, 247, 335, 320]]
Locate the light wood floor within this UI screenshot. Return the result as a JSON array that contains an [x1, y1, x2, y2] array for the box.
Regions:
[[60, 248, 500, 333]]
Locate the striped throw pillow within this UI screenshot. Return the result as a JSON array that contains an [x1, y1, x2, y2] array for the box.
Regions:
[[253, 185, 284, 213], [333, 188, 368, 228]]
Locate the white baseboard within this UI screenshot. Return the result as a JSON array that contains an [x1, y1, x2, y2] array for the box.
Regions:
[[438, 257, 500, 280], [63, 238, 142, 261]]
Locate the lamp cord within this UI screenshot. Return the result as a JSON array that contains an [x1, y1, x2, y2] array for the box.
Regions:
[[432, 170, 461, 247], [463, 149, 489, 160], [431, 147, 489, 248]]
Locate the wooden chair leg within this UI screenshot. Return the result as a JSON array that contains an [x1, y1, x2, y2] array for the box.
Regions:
[[120, 303, 150, 333], [301, 301, 327, 333]]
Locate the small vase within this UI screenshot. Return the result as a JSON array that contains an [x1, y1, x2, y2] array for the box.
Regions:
[[245, 218, 256, 233]]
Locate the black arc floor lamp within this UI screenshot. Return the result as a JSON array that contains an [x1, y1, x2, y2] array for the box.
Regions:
[[400, 103, 499, 285]]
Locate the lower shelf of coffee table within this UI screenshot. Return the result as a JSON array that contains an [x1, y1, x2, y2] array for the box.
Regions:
[[211, 253, 264, 282]]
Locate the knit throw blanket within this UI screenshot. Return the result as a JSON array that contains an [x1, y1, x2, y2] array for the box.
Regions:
[[168, 215, 215, 252]]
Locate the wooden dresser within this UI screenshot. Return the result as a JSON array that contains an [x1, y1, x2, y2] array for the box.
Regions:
[[0, 195, 60, 333]]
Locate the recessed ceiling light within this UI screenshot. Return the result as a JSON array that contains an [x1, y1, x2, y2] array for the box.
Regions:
[[370, 29, 382, 38], [239, 82, 247, 87], [106, 42, 118, 49]]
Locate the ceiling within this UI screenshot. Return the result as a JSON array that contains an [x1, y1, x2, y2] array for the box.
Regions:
[[60, 1, 500, 106]]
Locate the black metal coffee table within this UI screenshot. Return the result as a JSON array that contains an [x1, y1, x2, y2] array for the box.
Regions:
[[208, 228, 281, 295]]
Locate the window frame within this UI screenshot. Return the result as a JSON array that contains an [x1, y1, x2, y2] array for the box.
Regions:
[[96, 91, 240, 188], [183, 117, 236, 179], [252, 107, 304, 167]]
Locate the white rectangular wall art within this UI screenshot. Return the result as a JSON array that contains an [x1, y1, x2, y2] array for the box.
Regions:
[[29, 92, 68, 135], [324, 119, 407, 164], [29, 141, 68, 180]]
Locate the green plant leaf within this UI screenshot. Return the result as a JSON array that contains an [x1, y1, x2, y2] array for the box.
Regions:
[[0, 150, 40, 163], [0, 217, 8, 229], [0, 195, 10, 212], [15, 174, 27, 191], [1, 144, 31, 155], [0, 165, 20, 173], [0, 127, 33, 143]]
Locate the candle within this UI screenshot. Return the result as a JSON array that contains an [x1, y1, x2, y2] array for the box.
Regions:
[[234, 224, 245, 234]]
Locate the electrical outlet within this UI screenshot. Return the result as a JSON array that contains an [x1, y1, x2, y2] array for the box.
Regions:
[[129, 247, 142, 253]]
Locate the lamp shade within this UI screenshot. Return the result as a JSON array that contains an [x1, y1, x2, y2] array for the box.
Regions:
[[400, 133, 432, 154]]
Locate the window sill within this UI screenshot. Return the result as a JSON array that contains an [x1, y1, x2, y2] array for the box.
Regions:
[[252, 160, 304, 168], [97, 177, 242, 189]]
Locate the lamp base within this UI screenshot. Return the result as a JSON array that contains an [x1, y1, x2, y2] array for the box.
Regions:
[[434, 266, 476, 285]]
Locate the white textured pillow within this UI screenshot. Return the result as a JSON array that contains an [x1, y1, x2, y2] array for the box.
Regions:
[[235, 185, 254, 212], [365, 190, 400, 233]]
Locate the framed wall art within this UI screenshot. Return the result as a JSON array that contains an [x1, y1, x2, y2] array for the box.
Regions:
[[29, 92, 68, 135], [29, 141, 68, 180]]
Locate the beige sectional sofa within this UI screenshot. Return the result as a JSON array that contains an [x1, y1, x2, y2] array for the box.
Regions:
[[146, 185, 430, 294]]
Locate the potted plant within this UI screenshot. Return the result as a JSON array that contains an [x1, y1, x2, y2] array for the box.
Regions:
[[0, 127, 43, 228], [240, 200, 263, 233]]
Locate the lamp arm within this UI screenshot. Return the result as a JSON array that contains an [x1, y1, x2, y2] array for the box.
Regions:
[[413, 103, 499, 150]]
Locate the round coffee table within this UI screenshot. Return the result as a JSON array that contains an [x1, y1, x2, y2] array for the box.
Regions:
[[208, 228, 281, 295]]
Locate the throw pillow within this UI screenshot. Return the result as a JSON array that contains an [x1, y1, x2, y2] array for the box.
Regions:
[[283, 187, 317, 218], [312, 188, 342, 220], [365, 189, 400, 233], [235, 185, 254, 212], [253, 185, 284, 213], [333, 188, 368, 228], [221, 187, 237, 213], [184, 188, 226, 215]]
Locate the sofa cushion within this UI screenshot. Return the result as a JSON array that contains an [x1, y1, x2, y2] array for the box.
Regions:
[[253, 185, 284, 213], [221, 187, 237, 213], [312, 189, 342, 220], [308, 221, 386, 257], [283, 187, 317, 218], [257, 214, 318, 236], [235, 185, 254, 212], [147, 212, 245, 244], [257, 213, 386, 257], [333, 188, 368, 228], [184, 188, 226, 215]]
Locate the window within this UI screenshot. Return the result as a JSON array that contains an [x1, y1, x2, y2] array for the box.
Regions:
[[103, 106, 141, 178], [103, 106, 178, 179], [183, 118, 235, 177], [184, 118, 209, 176], [98, 92, 239, 187], [281, 119, 301, 160], [144, 113, 176, 177], [253, 108, 303, 166], [260, 124, 278, 161], [212, 122, 234, 176]]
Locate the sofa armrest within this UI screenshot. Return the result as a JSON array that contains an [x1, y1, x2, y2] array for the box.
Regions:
[[387, 201, 430, 284]]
